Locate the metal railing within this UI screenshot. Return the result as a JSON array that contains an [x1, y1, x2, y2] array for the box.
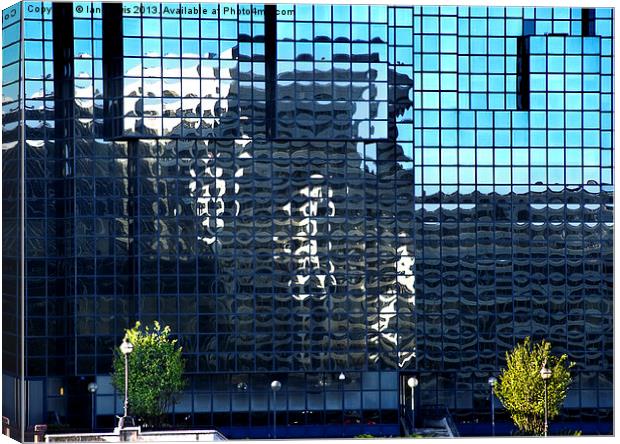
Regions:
[[399, 405, 413, 436], [419, 404, 460, 437]]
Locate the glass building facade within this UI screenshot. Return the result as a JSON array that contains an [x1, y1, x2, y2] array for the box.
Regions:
[[2, 2, 613, 439]]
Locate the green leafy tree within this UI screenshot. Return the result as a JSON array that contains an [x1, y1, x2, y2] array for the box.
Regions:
[[494, 337, 574, 435], [112, 321, 186, 427]]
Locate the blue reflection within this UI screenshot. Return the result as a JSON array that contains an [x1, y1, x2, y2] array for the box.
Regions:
[[103, 5, 614, 197], [3, 42, 21, 65], [74, 19, 92, 38]]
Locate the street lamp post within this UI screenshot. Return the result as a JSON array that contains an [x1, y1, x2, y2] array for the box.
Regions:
[[338, 372, 346, 436], [487, 376, 497, 436], [407, 376, 418, 432], [87, 382, 98, 432], [119, 338, 134, 429], [540, 367, 552, 437], [270, 380, 282, 439]]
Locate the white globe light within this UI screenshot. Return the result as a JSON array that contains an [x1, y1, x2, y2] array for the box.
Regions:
[[540, 368, 552, 380], [271, 380, 282, 392], [407, 376, 418, 388], [120, 339, 134, 355]]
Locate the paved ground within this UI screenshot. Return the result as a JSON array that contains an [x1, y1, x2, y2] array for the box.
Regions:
[[410, 427, 453, 438]]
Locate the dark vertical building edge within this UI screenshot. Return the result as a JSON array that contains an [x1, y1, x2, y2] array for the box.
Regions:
[[264, 5, 277, 139], [102, 3, 124, 139], [516, 36, 530, 111], [102, 3, 138, 335], [52, 2, 84, 429], [582, 9, 596, 37]]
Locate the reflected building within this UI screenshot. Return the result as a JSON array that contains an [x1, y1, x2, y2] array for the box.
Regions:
[[1, 2, 613, 439]]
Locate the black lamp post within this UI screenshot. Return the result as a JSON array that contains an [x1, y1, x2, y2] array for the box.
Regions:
[[87, 382, 98, 431], [270, 380, 282, 439], [118, 338, 134, 429], [540, 366, 552, 437], [338, 372, 346, 436], [487, 376, 497, 436]]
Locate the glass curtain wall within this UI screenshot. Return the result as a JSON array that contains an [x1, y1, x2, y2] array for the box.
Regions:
[[1, 2, 613, 437]]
